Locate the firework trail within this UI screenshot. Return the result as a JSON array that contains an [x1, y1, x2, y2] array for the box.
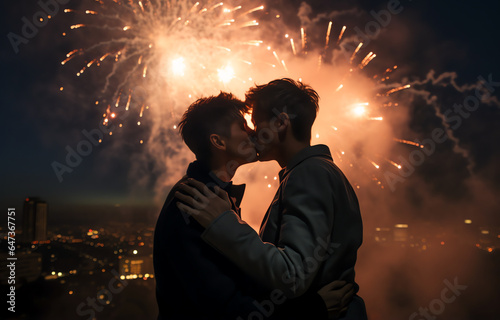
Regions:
[[398, 70, 500, 174]]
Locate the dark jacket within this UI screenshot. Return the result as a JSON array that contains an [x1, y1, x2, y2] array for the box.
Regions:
[[154, 160, 328, 320]]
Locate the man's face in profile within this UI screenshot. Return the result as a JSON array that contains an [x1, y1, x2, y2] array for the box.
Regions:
[[223, 117, 257, 165], [251, 110, 279, 162]]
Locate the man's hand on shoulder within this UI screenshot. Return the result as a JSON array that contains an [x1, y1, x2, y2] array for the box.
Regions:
[[175, 178, 232, 228]]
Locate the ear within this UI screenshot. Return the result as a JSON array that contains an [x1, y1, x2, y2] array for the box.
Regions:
[[209, 133, 226, 151], [276, 112, 290, 133]]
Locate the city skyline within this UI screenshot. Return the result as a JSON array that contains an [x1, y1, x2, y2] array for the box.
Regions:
[[1, 212, 498, 319]]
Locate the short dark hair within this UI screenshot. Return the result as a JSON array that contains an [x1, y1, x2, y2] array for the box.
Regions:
[[245, 78, 319, 142], [178, 92, 248, 161]]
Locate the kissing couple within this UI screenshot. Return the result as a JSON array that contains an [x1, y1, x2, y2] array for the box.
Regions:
[[153, 78, 368, 320]]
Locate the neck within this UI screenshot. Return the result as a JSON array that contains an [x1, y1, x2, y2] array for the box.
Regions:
[[209, 157, 240, 182], [276, 140, 310, 168]]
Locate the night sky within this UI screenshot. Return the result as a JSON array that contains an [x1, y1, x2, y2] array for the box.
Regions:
[[1, 1, 500, 319], [1, 0, 499, 221]]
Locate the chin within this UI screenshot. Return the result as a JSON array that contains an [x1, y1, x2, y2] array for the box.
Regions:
[[234, 152, 258, 164], [236, 158, 253, 166]]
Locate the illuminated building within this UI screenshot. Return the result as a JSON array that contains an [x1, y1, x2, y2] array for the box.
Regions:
[[394, 224, 409, 242], [22, 197, 48, 243], [119, 254, 153, 276], [374, 227, 391, 242]]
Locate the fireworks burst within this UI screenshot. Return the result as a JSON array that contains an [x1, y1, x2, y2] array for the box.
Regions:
[[59, 0, 428, 197], [61, 0, 266, 135]]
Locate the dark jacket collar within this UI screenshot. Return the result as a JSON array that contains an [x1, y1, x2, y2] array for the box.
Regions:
[[186, 160, 246, 208], [279, 144, 333, 182]]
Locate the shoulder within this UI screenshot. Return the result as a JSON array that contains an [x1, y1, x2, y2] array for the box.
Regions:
[[156, 176, 193, 229], [289, 155, 337, 179], [283, 156, 350, 195], [281, 157, 332, 196]]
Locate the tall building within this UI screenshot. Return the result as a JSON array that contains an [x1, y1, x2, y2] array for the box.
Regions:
[[22, 197, 48, 242]]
